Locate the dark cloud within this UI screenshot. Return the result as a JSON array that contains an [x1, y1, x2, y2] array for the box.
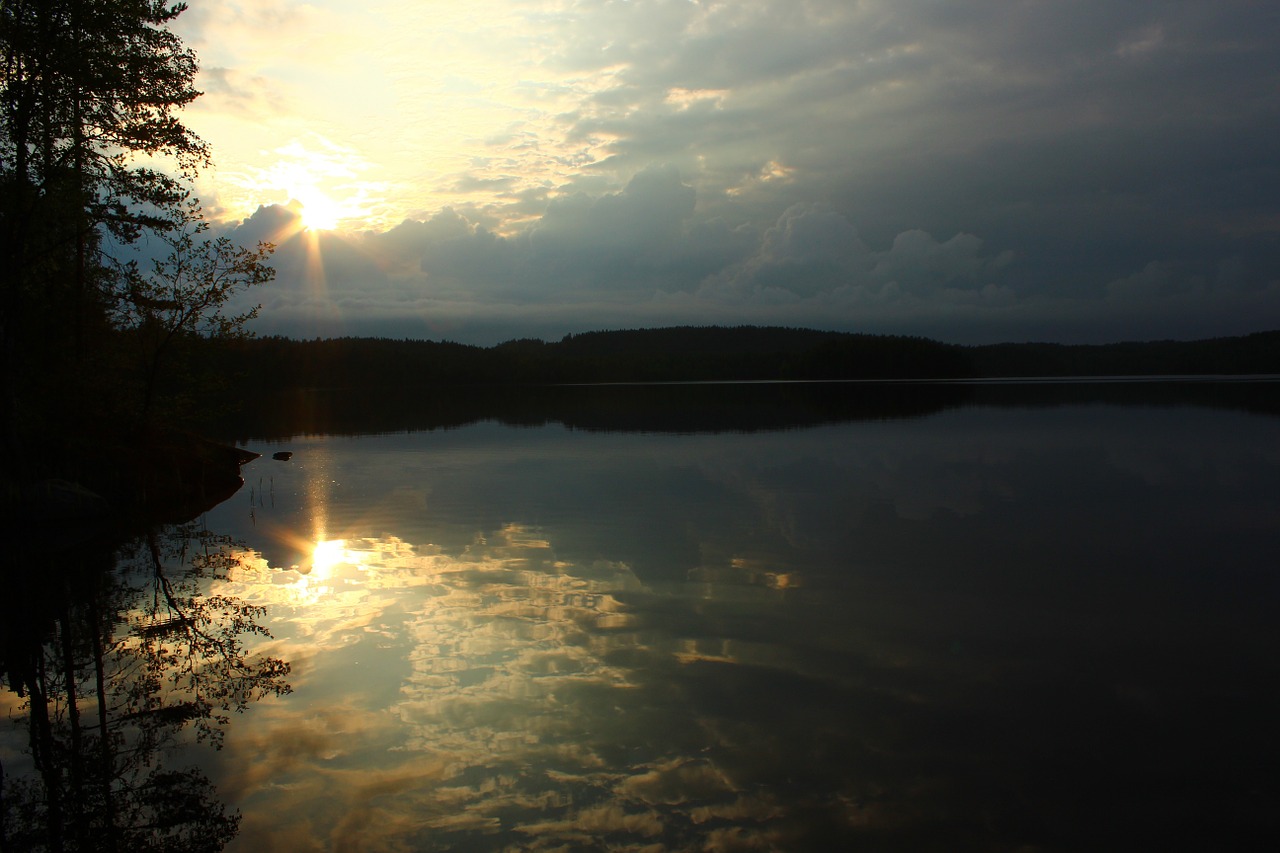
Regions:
[[548, 0, 1280, 289], [522, 165, 697, 285], [218, 0, 1280, 344]]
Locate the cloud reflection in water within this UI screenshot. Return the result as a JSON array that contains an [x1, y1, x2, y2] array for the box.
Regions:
[[200, 405, 1280, 851], [214, 523, 815, 851]]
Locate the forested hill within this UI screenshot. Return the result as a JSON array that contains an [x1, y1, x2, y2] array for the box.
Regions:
[[213, 326, 1280, 390]]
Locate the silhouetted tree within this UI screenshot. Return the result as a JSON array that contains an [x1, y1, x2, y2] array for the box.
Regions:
[[1, 1, 245, 475], [112, 198, 275, 426]]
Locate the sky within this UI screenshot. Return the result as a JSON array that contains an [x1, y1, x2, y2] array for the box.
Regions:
[[159, 0, 1280, 345]]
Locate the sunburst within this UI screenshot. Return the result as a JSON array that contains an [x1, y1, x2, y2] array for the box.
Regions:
[[243, 139, 371, 233], [293, 187, 346, 232]]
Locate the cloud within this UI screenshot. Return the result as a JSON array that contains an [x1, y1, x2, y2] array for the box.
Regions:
[[231, 201, 302, 245], [194, 413, 1280, 849], [192, 67, 282, 120], [707, 203, 868, 300], [1106, 261, 1196, 302], [536, 0, 1280, 294], [872, 230, 1002, 296], [694, 203, 1016, 316], [176, 0, 1280, 344], [529, 165, 696, 259], [207, 168, 1280, 347]]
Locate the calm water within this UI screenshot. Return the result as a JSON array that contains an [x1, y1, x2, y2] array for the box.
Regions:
[[4, 382, 1280, 851]]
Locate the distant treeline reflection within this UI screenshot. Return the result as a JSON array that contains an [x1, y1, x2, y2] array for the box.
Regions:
[[214, 326, 1280, 391], [203, 327, 1280, 439], [218, 378, 1280, 441]]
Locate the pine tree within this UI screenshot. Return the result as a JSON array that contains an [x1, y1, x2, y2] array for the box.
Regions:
[[1, 2, 270, 468]]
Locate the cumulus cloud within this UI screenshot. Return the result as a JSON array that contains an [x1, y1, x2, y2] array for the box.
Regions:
[[518, 0, 1280, 334], [1106, 261, 1194, 302], [218, 177, 1025, 341], [529, 166, 695, 259], [211, 169, 1280, 346], [183, 0, 1280, 343], [694, 203, 1016, 317]]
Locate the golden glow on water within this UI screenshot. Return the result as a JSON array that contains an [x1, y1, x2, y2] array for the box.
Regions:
[[307, 539, 348, 578], [10, 406, 1276, 850], [209, 523, 804, 849], [303, 445, 334, 548]]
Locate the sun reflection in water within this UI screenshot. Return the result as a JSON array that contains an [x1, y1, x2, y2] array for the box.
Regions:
[[306, 538, 347, 578], [207, 524, 803, 850]]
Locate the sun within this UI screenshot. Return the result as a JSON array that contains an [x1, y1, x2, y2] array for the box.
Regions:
[[227, 137, 382, 233], [295, 187, 345, 232], [306, 539, 347, 577]]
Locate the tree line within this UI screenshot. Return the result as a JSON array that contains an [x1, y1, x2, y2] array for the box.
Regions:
[[210, 326, 1280, 392], [5, 3, 1277, 481]]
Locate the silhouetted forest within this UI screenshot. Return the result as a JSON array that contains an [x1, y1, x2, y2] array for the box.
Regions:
[[2, 2, 273, 521], [209, 326, 1280, 393]]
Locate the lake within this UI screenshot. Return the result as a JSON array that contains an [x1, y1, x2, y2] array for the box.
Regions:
[[4, 380, 1279, 851]]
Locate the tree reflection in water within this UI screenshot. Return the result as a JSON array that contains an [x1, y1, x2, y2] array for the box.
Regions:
[[1, 524, 291, 852]]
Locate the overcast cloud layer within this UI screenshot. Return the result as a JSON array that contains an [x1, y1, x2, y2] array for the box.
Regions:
[[167, 0, 1280, 344]]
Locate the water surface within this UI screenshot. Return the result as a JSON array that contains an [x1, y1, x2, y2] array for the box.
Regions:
[[6, 382, 1280, 851]]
